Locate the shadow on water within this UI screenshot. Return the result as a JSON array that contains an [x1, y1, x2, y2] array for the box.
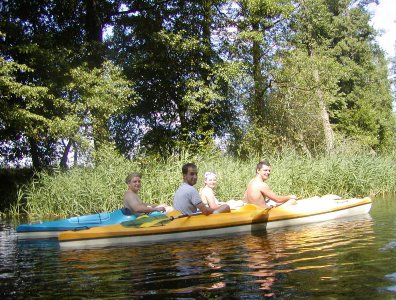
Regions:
[[1, 195, 396, 299], [16, 238, 60, 250]]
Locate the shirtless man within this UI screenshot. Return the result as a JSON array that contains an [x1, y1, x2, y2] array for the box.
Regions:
[[124, 172, 172, 214], [244, 160, 297, 208]]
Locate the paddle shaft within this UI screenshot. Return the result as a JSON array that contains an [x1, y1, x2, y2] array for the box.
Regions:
[[270, 196, 300, 208], [169, 212, 202, 221]]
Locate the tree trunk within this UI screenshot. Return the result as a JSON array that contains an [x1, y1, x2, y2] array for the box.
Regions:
[[73, 141, 78, 166], [85, 0, 103, 67], [251, 22, 265, 121], [202, 0, 212, 68], [60, 139, 73, 169], [28, 137, 41, 170], [310, 51, 335, 153]]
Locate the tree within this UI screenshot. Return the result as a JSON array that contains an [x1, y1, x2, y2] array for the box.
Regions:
[[233, 0, 293, 121], [0, 48, 55, 168], [109, 0, 240, 156], [328, 0, 395, 151], [62, 61, 137, 161], [287, 0, 338, 153], [0, 0, 130, 167]]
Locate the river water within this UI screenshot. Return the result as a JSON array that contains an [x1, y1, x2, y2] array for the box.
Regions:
[[1, 195, 396, 299]]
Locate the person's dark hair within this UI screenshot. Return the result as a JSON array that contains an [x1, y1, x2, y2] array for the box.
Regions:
[[125, 172, 142, 184], [256, 160, 271, 171], [182, 163, 197, 174]]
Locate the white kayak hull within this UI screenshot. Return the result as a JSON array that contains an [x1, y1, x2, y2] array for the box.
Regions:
[[58, 197, 372, 249]]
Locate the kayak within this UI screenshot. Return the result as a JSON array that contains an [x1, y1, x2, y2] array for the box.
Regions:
[[58, 196, 372, 249], [16, 208, 161, 239]]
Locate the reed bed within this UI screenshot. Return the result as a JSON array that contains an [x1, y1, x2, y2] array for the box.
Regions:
[[9, 149, 396, 218]]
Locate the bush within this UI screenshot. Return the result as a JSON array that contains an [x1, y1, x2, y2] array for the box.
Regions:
[[9, 148, 396, 218]]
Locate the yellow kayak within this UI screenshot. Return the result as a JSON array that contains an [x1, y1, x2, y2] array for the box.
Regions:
[[58, 196, 372, 248]]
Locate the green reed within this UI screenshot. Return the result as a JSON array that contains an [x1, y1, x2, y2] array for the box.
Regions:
[[9, 148, 396, 218]]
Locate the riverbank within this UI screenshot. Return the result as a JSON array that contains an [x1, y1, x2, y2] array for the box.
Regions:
[[3, 150, 396, 218], [0, 168, 34, 215]]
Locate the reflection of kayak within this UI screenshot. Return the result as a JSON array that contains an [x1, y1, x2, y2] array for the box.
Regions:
[[17, 208, 158, 239], [58, 197, 372, 249]]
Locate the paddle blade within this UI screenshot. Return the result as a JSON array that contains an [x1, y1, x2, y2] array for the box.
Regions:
[[121, 214, 171, 228]]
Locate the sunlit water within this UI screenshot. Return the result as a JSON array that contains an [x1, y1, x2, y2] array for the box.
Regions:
[[1, 196, 396, 299]]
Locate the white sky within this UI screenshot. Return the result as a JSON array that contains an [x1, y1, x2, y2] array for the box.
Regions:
[[368, 0, 396, 59]]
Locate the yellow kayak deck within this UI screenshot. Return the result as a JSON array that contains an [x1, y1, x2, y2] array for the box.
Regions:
[[58, 197, 372, 248]]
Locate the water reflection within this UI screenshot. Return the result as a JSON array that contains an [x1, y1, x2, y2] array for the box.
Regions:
[[16, 238, 59, 249], [237, 214, 375, 298], [158, 242, 228, 295], [1, 196, 396, 299], [239, 234, 277, 297]]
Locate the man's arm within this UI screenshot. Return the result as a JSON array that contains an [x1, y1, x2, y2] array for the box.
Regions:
[[261, 185, 296, 204], [196, 202, 214, 215], [196, 202, 230, 215], [200, 188, 219, 209], [125, 193, 165, 213]]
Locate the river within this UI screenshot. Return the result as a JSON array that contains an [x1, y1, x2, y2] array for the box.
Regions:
[[1, 195, 396, 299]]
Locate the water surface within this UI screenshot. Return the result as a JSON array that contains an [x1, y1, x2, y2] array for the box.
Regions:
[[1, 196, 396, 299]]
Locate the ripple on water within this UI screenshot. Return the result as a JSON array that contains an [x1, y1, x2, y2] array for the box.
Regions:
[[383, 272, 396, 295], [380, 241, 396, 251], [1, 196, 396, 299], [385, 273, 396, 280]]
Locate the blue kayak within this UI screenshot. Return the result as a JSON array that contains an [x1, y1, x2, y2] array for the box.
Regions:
[[16, 208, 162, 239]]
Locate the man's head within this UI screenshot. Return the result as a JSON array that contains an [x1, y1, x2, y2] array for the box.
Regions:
[[256, 160, 271, 181], [182, 163, 198, 186], [125, 172, 142, 193], [125, 172, 142, 184]]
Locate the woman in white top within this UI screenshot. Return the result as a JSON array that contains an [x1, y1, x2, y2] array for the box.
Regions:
[[199, 172, 244, 210]]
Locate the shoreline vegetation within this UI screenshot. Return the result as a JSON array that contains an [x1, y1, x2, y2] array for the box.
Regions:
[[2, 148, 396, 219], [2, 1, 395, 223]]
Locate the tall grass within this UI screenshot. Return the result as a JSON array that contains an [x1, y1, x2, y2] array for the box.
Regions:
[[9, 148, 396, 218]]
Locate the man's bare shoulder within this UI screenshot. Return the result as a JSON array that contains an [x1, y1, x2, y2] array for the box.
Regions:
[[248, 178, 269, 190], [124, 190, 140, 202]]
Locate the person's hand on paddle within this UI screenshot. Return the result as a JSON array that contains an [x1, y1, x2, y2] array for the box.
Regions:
[[287, 195, 298, 206], [155, 206, 166, 213]]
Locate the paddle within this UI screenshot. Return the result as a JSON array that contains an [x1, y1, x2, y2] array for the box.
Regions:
[[121, 212, 202, 228], [269, 196, 300, 208], [169, 212, 202, 220]]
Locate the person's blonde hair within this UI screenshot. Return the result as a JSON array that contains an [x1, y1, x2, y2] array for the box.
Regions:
[[204, 172, 217, 180]]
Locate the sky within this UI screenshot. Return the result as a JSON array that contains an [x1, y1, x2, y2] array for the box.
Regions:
[[368, 0, 396, 59]]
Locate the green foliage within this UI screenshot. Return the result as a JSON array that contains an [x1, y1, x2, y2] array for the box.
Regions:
[[0, 52, 59, 166], [242, 0, 396, 156], [15, 145, 135, 217], [62, 61, 137, 150], [265, 48, 341, 155], [0, 51, 137, 167], [9, 149, 396, 218], [233, 0, 294, 121], [110, 2, 241, 156], [1, 0, 395, 167], [328, 1, 396, 151], [0, 58, 48, 102]]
